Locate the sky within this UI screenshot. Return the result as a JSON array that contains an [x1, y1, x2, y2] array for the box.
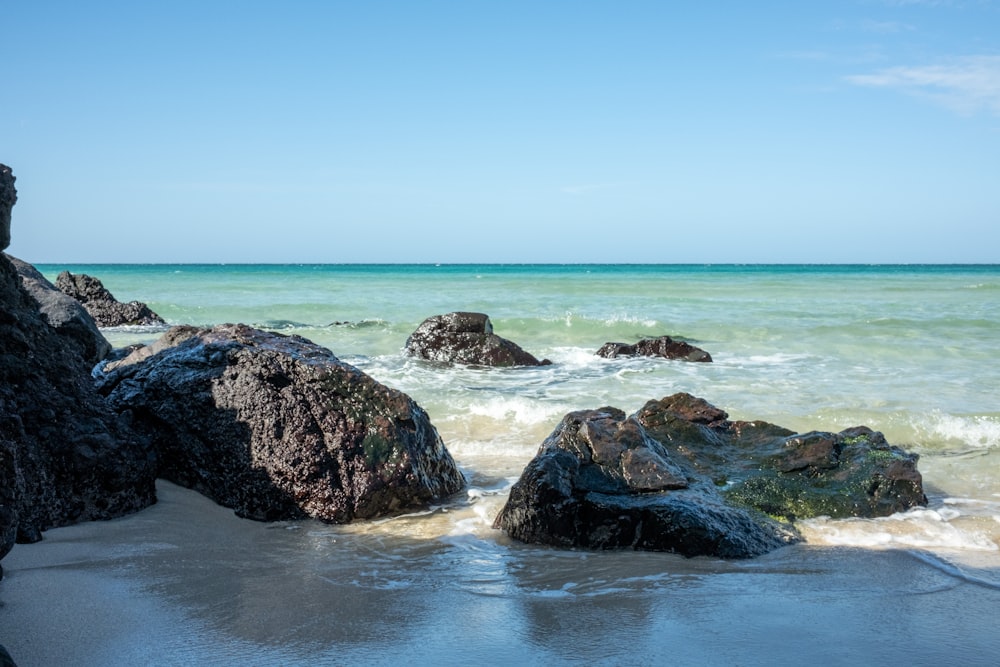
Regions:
[[3, 1, 999, 264]]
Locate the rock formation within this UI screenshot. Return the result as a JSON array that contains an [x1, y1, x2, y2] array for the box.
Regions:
[[405, 312, 551, 367], [55, 270, 165, 327], [6, 255, 112, 365], [0, 164, 157, 572], [635, 393, 927, 520], [96, 323, 466, 522], [0, 165, 14, 251], [596, 335, 712, 362], [494, 393, 926, 559]]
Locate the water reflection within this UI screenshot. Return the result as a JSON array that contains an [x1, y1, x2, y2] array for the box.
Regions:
[[8, 481, 1000, 666]]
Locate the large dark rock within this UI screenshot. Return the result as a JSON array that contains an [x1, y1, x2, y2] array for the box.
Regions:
[[55, 271, 165, 327], [494, 393, 927, 558], [494, 407, 799, 558], [405, 312, 551, 367], [96, 323, 466, 522], [596, 335, 712, 362], [5, 255, 112, 365], [0, 438, 19, 567], [635, 393, 927, 520], [0, 165, 14, 251], [1, 168, 156, 565]]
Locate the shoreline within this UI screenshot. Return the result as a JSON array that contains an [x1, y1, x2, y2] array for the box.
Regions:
[[2, 481, 999, 666]]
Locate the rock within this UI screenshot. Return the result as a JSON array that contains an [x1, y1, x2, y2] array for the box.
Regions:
[[5, 255, 112, 364], [0, 438, 19, 562], [596, 335, 712, 362], [494, 393, 927, 558], [405, 312, 551, 367], [0, 170, 156, 564], [493, 407, 799, 558], [634, 393, 927, 520], [54, 271, 166, 327], [96, 323, 466, 522], [0, 165, 15, 251]]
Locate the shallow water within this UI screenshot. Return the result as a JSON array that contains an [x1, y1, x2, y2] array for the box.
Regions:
[[4, 482, 1000, 666], [4, 263, 999, 664], [58, 264, 1000, 549]]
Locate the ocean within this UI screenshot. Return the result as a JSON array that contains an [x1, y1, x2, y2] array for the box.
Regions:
[[4, 263, 1000, 665]]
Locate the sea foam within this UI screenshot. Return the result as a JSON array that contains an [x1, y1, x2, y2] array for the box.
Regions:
[[800, 507, 999, 552], [918, 412, 1000, 450]]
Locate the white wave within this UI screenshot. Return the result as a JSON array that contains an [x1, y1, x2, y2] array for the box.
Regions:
[[800, 506, 999, 552], [466, 395, 564, 425], [443, 436, 544, 468], [553, 310, 658, 328], [100, 323, 172, 334], [544, 346, 608, 368], [600, 312, 659, 328], [732, 352, 815, 366], [917, 412, 1000, 450]]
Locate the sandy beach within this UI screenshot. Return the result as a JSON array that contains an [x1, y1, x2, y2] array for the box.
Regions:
[[4, 263, 1000, 667], [1, 480, 998, 666]]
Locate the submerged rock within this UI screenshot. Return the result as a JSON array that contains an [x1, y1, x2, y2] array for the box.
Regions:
[[596, 335, 712, 362], [96, 324, 466, 522], [405, 312, 551, 367], [1, 166, 156, 564], [494, 393, 927, 559], [55, 270, 165, 327]]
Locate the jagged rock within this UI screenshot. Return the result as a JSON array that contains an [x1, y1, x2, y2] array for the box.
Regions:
[[596, 336, 712, 362], [405, 312, 551, 367], [55, 271, 165, 327], [0, 167, 156, 565], [635, 393, 927, 520], [0, 438, 19, 565], [494, 393, 927, 558], [494, 407, 799, 558], [0, 164, 14, 251], [5, 255, 112, 364], [95, 323, 466, 522]]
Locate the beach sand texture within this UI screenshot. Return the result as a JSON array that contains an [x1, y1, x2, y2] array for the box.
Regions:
[[2, 481, 999, 666]]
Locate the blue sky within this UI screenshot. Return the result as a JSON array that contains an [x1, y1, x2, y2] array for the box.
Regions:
[[3, 1, 999, 263]]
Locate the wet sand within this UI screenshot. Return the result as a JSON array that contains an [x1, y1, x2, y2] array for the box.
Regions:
[[2, 481, 999, 666]]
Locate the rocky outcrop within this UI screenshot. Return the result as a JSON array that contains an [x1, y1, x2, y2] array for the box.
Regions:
[[405, 312, 551, 367], [0, 165, 14, 251], [635, 393, 927, 520], [55, 271, 165, 327], [1, 166, 156, 568], [494, 393, 926, 559], [0, 438, 18, 574], [96, 324, 466, 522], [596, 336, 712, 362], [6, 255, 112, 365]]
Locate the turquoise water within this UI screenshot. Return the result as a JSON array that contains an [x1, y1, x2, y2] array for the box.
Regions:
[[39, 262, 1000, 534], [10, 263, 1000, 664]]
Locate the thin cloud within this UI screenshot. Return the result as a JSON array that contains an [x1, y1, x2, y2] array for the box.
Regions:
[[859, 19, 916, 33], [828, 17, 915, 33], [774, 47, 887, 66], [845, 55, 1000, 115], [876, 0, 959, 6], [560, 183, 626, 196]]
